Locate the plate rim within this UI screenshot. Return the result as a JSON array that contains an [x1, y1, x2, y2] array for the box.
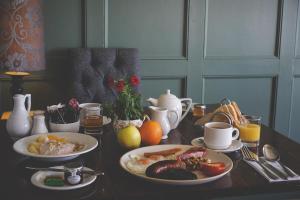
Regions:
[[31, 166, 97, 190], [191, 137, 243, 153], [13, 132, 98, 159], [119, 144, 233, 185]]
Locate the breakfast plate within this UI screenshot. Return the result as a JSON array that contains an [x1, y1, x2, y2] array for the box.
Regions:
[[31, 166, 97, 190], [191, 137, 243, 153], [13, 132, 98, 162], [120, 144, 233, 185]]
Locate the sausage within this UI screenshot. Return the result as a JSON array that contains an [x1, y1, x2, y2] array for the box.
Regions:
[[149, 168, 197, 180], [144, 148, 182, 158], [177, 147, 207, 161], [145, 160, 186, 177]]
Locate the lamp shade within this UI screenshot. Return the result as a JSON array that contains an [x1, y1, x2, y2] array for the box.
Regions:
[[0, 0, 45, 72]]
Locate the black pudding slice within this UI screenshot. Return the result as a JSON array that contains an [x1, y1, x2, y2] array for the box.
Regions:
[[149, 168, 197, 180]]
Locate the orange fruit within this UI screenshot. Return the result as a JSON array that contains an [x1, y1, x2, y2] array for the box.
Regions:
[[139, 120, 162, 145]]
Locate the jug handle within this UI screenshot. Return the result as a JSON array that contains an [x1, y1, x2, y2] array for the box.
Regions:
[[25, 94, 31, 113], [180, 98, 192, 121]]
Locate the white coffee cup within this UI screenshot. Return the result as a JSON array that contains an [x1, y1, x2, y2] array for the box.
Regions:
[[204, 122, 239, 150]]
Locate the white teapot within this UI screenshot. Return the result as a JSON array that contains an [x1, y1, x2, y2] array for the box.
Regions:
[[147, 89, 192, 129]]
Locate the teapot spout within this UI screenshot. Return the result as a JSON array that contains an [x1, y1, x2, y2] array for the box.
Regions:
[[147, 98, 158, 106]]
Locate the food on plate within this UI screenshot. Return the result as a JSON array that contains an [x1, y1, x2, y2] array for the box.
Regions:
[[44, 176, 65, 187], [126, 154, 165, 174], [117, 125, 141, 149], [194, 100, 248, 127], [145, 160, 186, 177], [147, 168, 197, 180], [27, 135, 84, 155], [140, 120, 162, 145], [200, 162, 226, 176], [126, 147, 226, 180], [177, 147, 207, 161], [144, 147, 182, 157]]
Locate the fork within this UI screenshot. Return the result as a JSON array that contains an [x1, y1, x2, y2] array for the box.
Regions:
[[241, 145, 279, 180]]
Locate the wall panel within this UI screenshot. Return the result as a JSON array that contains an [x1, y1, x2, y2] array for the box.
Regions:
[[44, 0, 83, 51], [108, 0, 188, 59], [205, 0, 279, 58], [141, 77, 186, 104], [203, 77, 275, 126], [290, 77, 300, 143]]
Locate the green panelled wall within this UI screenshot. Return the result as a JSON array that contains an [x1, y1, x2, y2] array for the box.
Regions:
[[1, 0, 300, 144]]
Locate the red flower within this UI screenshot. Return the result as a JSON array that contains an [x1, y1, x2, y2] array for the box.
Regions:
[[130, 75, 140, 86], [116, 80, 125, 92], [107, 76, 115, 88], [68, 98, 79, 110]]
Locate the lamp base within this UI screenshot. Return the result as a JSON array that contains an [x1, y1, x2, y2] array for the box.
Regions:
[[4, 72, 30, 96]]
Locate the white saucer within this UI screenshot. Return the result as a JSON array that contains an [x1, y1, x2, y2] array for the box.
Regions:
[[191, 137, 243, 153], [31, 166, 97, 190]]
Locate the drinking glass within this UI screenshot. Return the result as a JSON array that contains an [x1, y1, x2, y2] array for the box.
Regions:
[[238, 115, 261, 153], [83, 105, 103, 135]]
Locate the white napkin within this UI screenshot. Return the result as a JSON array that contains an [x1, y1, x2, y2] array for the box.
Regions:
[[244, 157, 300, 183]]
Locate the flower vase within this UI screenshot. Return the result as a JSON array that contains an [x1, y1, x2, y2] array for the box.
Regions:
[[113, 119, 143, 133]]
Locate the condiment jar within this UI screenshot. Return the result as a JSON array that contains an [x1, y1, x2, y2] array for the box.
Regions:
[[192, 104, 206, 118], [64, 162, 83, 185], [31, 114, 48, 135]]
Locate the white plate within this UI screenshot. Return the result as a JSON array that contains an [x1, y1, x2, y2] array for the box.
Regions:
[[31, 166, 97, 190], [191, 137, 243, 153], [13, 132, 98, 162], [119, 144, 233, 185]]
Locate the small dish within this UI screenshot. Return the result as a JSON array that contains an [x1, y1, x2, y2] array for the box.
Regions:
[[191, 137, 243, 153], [49, 121, 80, 133], [103, 116, 112, 125], [31, 166, 97, 190]]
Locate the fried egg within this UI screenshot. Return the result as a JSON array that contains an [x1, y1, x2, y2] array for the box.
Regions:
[[126, 154, 165, 174]]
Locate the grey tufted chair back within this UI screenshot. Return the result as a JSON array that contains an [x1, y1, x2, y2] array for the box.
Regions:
[[70, 48, 141, 103]]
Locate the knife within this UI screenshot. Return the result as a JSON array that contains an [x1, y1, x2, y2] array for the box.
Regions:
[[259, 158, 288, 180]]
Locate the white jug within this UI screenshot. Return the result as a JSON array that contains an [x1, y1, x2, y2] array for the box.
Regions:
[[147, 89, 192, 129], [149, 106, 172, 139], [6, 94, 31, 140]]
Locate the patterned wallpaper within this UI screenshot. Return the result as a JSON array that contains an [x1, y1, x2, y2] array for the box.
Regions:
[[0, 0, 45, 72]]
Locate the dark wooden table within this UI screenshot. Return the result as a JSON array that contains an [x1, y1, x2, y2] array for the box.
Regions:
[[1, 114, 300, 200]]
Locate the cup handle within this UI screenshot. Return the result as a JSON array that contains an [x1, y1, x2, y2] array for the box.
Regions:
[[232, 128, 239, 140]]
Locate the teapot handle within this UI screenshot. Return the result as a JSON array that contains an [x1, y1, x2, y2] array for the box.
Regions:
[[25, 94, 31, 113], [180, 98, 192, 121]]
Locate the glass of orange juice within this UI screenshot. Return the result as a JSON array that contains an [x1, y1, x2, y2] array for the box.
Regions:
[[237, 115, 261, 152]]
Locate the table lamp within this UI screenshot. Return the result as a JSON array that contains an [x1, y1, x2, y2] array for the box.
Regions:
[[0, 0, 45, 96]]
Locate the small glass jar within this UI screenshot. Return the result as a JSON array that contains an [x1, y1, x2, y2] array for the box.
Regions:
[[192, 104, 206, 118], [83, 106, 103, 134], [64, 162, 83, 185]]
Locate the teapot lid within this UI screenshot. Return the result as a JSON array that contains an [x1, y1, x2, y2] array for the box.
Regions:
[[159, 89, 178, 100]]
